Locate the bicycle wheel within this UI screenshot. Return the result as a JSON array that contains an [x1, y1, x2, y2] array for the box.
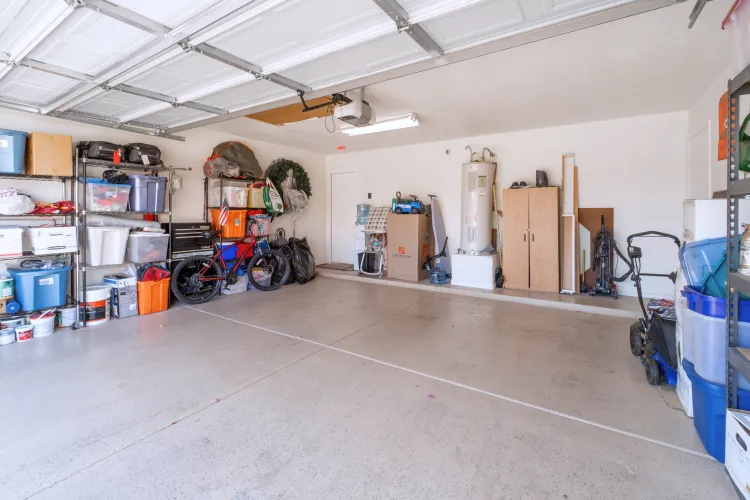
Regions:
[[247, 248, 291, 292], [171, 257, 223, 304]]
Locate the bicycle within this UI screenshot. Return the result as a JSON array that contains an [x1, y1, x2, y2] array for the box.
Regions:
[[171, 219, 291, 304]]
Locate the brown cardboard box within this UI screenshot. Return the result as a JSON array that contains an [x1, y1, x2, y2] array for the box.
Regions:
[[386, 213, 433, 282], [26, 132, 73, 176]]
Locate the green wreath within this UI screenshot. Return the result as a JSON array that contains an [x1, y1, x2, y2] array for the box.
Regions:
[[265, 158, 312, 204]]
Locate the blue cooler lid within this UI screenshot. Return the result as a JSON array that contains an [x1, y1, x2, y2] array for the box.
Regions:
[[0, 129, 29, 137]]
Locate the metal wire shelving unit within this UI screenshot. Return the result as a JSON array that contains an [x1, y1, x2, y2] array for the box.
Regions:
[[0, 173, 78, 321], [76, 152, 173, 327]]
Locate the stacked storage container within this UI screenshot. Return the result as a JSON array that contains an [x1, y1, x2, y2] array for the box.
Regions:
[[679, 237, 750, 462]]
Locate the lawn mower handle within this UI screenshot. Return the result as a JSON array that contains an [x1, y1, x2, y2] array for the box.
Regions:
[[627, 231, 681, 248]]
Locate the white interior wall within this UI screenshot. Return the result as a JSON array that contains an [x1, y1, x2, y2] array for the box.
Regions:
[[0, 109, 327, 278], [326, 111, 689, 298]]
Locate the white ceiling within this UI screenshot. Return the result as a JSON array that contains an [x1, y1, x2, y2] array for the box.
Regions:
[[0, 0, 697, 138], [205, 0, 733, 153]]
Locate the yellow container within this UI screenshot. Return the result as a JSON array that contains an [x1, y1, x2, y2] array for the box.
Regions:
[[248, 183, 265, 209]]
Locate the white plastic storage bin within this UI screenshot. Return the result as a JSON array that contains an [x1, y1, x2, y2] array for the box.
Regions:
[[126, 233, 169, 263], [206, 179, 248, 208], [27, 226, 77, 255], [0, 227, 23, 257], [86, 180, 131, 212], [685, 307, 750, 390], [86, 227, 129, 266]]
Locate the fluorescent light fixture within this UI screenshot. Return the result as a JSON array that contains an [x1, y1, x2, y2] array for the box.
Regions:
[[342, 113, 419, 136]]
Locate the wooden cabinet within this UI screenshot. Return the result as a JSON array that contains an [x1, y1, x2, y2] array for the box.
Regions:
[[501, 187, 560, 293]]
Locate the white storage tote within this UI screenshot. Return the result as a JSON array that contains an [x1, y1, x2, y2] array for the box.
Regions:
[[126, 233, 169, 263], [685, 307, 750, 390], [0, 226, 23, 257], [86, 227, 129, 266], [27, 226, 77, 255]]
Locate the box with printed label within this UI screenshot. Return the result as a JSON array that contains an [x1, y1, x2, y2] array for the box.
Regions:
[[727, 409, 750, 498], [386, 213, 432, 282], [103, 274, 138, 319]]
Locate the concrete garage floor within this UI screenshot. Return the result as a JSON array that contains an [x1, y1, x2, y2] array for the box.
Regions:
[[0, 278, 735, 499]]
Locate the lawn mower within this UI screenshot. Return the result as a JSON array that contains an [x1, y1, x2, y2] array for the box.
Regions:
[[624, 231, 681, 386]]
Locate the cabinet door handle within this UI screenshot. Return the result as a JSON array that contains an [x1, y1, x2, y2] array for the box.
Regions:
[[532, 234, 535, 242], [523, 234, 526, 242]]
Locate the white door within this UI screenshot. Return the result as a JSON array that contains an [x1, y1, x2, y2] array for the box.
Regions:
[[331, 172, 360, 264], [688, 124, 710, 199]]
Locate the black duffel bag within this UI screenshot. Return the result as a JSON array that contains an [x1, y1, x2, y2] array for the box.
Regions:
[[288, 237, 316, 285], [77, 141, 124, 161], [125, 143, 161, 165]]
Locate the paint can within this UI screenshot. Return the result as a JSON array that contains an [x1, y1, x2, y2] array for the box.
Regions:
[[0, 276, 13, 300], [28, 311, 55, 337], [1, 316, 25, 330], [79, 286, 111, 326], [0, 327, 15, 346], [15, 325, 32, 342], [57, 306, 77, 328]]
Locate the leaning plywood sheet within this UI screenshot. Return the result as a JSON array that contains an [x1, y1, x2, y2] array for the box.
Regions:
[[561, 154, 577, 293]]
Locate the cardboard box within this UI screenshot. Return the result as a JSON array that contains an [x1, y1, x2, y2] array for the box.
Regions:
[[386, 213, 432, 281], [103, 274, 138, 319], [26, 132, 73, 176], [727, 409, 750, 499], [0, 298, 7, 315]]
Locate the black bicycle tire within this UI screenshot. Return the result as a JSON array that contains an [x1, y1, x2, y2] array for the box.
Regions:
[[171, 257, 223, 305], [247, 248, 291, 292]]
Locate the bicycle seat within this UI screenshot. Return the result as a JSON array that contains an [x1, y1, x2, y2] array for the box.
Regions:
[[203, 230, 222, 240]]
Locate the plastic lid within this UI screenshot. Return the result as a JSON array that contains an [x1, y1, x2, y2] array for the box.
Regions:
[[0, 129, 29, 137]]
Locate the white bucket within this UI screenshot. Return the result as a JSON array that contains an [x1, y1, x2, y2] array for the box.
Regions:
[[79, 286, 111, 326], [0, 327, 15, 346], [15, 325, 32, 342], [0, 316, 24, 329], [28, 311, 56, 337], [57, 306, 77, 328]]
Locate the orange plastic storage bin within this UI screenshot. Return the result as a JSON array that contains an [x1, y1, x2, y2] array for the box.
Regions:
[[210, 209, 247, 238], [137, 278, 170, 315]]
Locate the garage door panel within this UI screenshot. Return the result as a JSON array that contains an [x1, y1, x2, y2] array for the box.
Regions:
[[107, 0, 223, 29], [209, 0, 392, 70], [71, 90, 155, 121], [0, 66, 78, 105], [196, 79, 295, 112], [125, 52, 246, 99], [420, 0, 524, 53], [137, 105, 214, 128], [280, 33, 429, 90], [28, 9, 155, 77], [0, 0, 68, 59]]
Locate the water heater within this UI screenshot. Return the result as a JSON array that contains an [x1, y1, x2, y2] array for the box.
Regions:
[[459, 161, 495, 254]]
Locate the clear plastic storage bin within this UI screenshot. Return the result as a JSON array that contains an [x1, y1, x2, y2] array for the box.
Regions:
[[86, 179, 131, 212], [86, 227, 129, 266], [683, 307, 750, 390], [206, 179, 249, 207], [127, 175, 167, 213], [126, 233, 169, 263]]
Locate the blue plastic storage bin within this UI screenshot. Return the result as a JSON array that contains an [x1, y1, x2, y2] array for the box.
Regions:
[[8, 266, 71, 312], [684, 359, 750, 462], [0, 129, 28, 173], [681, 286, 750, 321]]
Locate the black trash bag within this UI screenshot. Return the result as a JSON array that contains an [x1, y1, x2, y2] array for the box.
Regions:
[[288, 237, 316, 285]]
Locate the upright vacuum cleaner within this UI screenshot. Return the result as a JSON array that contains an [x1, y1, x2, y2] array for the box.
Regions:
[[588, 215, 631, 298]]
